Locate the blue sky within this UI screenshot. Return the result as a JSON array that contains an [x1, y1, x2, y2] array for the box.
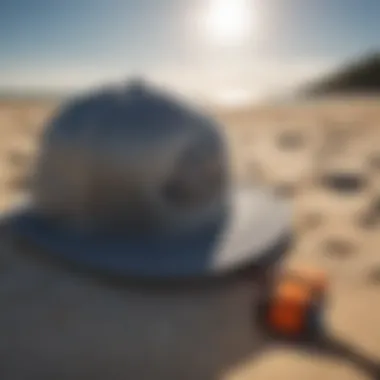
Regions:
[[1, 0, 379, 103]]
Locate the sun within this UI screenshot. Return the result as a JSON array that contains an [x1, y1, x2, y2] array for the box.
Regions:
[[202, 0, 258, 46]]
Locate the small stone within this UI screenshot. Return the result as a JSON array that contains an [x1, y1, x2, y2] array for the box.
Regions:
[[277, 131, 304, 150], [320, 172, 366, 194], [8, 150, 29, 168], [367, 267, 380, 284], [323, 239, 355, 259]]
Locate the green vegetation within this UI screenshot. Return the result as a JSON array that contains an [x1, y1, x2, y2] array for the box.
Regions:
[[305, 52, 380, 95]]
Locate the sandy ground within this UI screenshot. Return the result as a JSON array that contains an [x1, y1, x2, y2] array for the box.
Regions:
[[216, 98, 380, 379], [0, 97, 379, 379]]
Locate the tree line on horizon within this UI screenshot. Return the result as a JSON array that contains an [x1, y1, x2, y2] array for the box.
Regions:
[[304, 52, 380, 96]]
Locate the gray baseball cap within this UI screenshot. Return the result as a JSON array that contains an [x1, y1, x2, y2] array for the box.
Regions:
[[9, 80, 292, 279]]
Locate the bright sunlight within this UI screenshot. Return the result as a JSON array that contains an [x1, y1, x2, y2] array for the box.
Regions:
[[202, 0, 259, 46]]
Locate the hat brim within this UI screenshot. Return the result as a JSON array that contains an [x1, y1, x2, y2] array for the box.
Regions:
[[6, 189, 292, 279]]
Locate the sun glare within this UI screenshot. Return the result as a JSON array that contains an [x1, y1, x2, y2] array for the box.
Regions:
[[213, 88, 254, 107], [203, 0, 258, 46]]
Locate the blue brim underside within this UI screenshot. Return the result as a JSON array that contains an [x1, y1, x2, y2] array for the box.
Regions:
[[7, 190, 292, 279], [12, 213, 224, 278]]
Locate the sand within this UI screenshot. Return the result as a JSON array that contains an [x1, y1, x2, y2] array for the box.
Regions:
[[0, 97, 379, 379]]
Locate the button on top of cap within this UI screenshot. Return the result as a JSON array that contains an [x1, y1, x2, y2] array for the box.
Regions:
[[125, 77, 147, 94]]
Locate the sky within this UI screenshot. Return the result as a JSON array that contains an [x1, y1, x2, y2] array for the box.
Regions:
[[1, 0, 380, 105]]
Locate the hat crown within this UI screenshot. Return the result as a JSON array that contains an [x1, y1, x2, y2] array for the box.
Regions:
[[33, 80, 229, 233]]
